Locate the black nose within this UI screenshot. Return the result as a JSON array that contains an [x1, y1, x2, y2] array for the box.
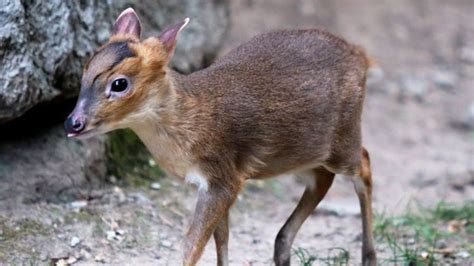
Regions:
[[65, 115, 86, 135]]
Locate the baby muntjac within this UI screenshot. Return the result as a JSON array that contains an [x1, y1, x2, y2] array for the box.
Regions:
[[65, 8, 376, 266]]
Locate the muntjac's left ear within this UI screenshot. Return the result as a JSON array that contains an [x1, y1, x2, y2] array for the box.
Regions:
[[113, 8, 141, 39], [159, 18, 190, 57]]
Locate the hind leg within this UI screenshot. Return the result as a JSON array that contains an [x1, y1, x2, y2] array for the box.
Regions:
[[273, 167, 335, 266], [352, 147, 377, 265]]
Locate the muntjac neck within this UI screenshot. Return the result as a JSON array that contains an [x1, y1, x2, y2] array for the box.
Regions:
[[127, 70, 201, 177], [128, 68, 202, 150]]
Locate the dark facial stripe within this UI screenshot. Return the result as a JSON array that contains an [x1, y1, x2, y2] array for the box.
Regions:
[[107, 41, 135, 68], [82, 41, 135, 89]]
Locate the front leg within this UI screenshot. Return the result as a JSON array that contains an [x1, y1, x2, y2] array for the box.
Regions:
[[184, 181, 240, 266], [214, 210, 229, 266]]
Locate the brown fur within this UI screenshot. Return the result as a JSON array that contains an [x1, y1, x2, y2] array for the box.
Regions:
[[71, 23, 376, 265]]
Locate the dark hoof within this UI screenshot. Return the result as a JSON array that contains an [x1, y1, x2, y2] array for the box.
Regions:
[[362, 250, 377, 266], [274, 256, 290, 266]]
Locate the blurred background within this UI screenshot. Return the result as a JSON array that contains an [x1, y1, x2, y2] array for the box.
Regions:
[[0, 0, 472, 265]]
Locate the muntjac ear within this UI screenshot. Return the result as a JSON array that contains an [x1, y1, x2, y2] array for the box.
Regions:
[[113, 8, 141, 39], [159, 18, 190, 57]]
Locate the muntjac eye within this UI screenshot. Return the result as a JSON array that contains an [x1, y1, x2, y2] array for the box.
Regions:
[[111, 78, 128, 93]]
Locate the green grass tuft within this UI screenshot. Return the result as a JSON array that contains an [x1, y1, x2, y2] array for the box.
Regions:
[[293, 247, 349, 266], [375, 201, 474, 265], [0, 219, 49, 242], [433, 201, 474, 221], [293, 247, 317, 266], [107, 129, 164, 186]]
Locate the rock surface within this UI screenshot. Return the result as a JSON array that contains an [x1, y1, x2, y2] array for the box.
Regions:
[[0, 0, 229, 122], [0, 125, 106, 206], [0, 0, 114, 122]]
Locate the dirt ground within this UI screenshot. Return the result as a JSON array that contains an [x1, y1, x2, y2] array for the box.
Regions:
[[1, 0, 473, 265]]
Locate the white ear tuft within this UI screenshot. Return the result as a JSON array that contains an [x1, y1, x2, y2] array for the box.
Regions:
[[180, 18, 190, 33], [116, 8, 136, 22]]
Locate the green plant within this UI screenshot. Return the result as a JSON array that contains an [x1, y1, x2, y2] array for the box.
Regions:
[[293, 247, 349, 266], [107, 129, 164, 186], [433, 201, 474, 232], [0, 219, 49, 242], [293, 247, 317, 266], [375, 201, 474, 265]]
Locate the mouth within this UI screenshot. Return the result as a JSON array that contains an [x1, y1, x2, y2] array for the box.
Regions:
[[67, 128, 96, 139]]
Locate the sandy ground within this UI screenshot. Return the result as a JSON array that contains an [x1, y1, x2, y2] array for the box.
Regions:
[[1, 0, 473, 265]]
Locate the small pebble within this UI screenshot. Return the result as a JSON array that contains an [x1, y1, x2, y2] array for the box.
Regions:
[[161, 240, 172, 248], [150, 182, 162, 190], [148, 159, 157, 166], [456, 250, 470, 259], [106, 230, 116, 241], [70, 236, 81, 247], [400, 76, 430, 102], [94, 252, 106, 263], [68, 200, 88, 210], [66, 256, 77, 264], [420, 251, 430, 259], [432, 71, 457, 90], [55, 259, 67, 266], [108, 175, 118, 183]]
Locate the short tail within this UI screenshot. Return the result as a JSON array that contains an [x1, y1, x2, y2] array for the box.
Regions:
[[366, 56, 378, 70], [353, 45, 378, 70]]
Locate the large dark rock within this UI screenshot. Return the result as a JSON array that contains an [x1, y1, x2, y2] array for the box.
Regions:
[[0, 0, 229, 122], [0, 125, 106, 206], [0, 0, 113, 122]]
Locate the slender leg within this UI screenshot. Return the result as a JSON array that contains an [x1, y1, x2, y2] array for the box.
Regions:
[[213, 211, 229, 266], [274, 168, 335, 266], [183, 182, 241, 266], [352, 147, 377, 266]]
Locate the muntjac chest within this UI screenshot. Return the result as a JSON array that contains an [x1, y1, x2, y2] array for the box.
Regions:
[[132, 124, 194, 179]]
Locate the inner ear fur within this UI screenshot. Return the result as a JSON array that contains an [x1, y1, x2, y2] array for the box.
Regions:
[[158, 18, 190, 58], [113, 8, 142, 39]]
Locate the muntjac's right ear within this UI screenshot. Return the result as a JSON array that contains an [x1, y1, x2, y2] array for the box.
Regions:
[[113, 8, 141, 39], [159, 18, 190, 58]]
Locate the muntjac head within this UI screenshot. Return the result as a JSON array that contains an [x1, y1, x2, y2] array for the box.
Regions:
[[65, 8, 189, 138]]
